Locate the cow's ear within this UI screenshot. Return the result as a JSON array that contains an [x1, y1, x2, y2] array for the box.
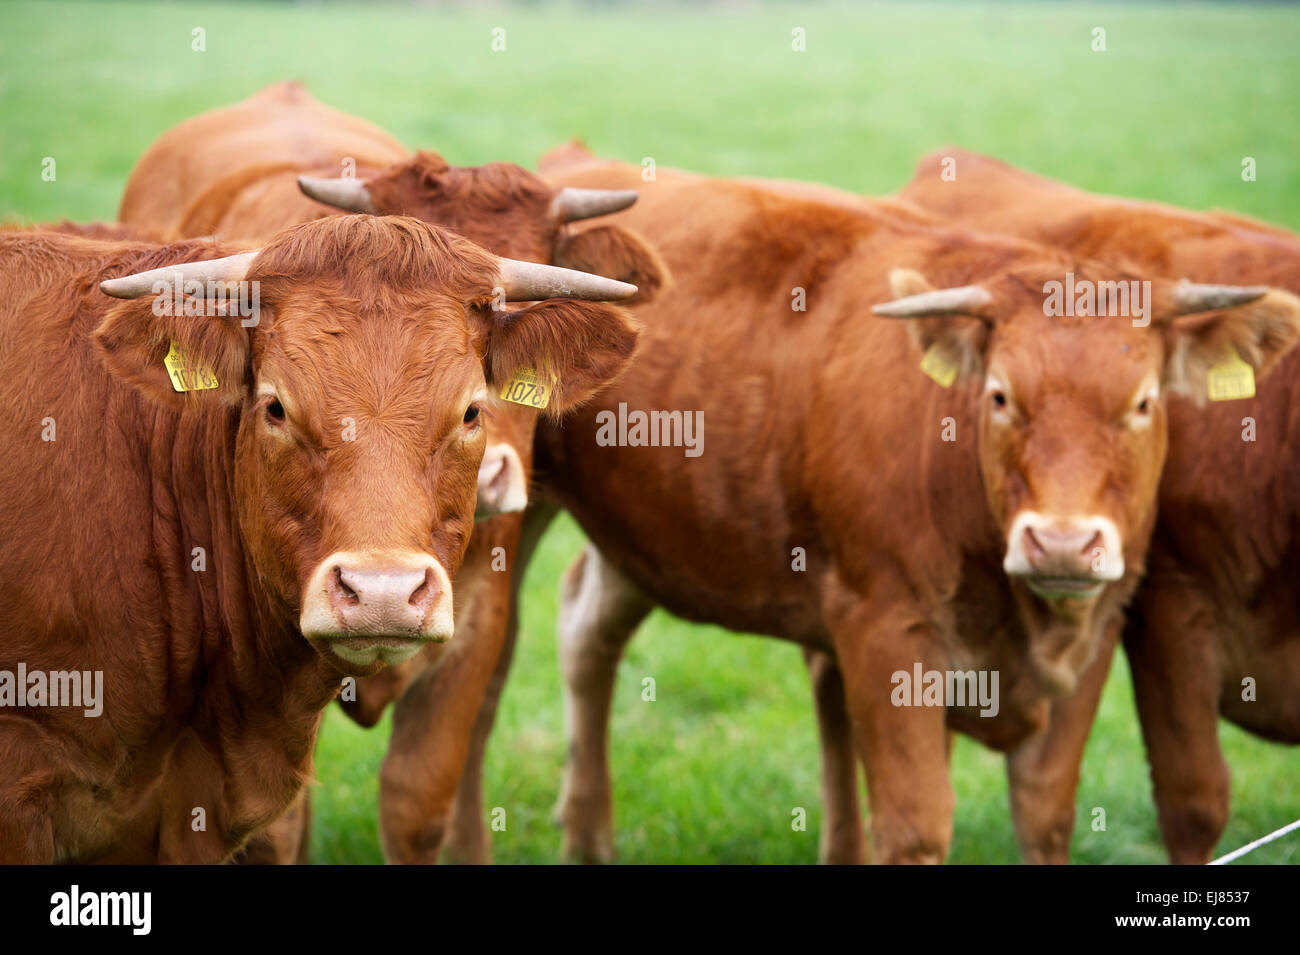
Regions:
[[1162, 288, 1300, 401], [553, 225, 670, 305], [879, 268, 992, 385], [890, 268, 931, 298], [94, 298, 252, 409], [478, 301, 640, 416]]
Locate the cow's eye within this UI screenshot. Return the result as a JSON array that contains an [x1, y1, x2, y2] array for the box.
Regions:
[[991, 391, 1007, 409], [266, 399, 286, 425], [463, 404, 481, 425], [1136, 398, 1151, 415]]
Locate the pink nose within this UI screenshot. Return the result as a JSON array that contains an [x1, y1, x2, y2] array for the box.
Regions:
[[327, 565, 440, 635], [1022, 525, 1105, 578]]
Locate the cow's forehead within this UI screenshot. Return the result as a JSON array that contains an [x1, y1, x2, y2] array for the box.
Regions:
[[378, 156, 557, 216], [266, 288, 477, 343], [989, 310, 1160, 408], [376, 161, 561, 262], [247, 214, 501, 303], [255, 296, 482, 410]]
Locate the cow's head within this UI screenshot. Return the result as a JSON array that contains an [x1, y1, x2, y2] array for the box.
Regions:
[[875, 263, 1300, 684], [95, 215, 641, 674], [299, 152, 667, 518]]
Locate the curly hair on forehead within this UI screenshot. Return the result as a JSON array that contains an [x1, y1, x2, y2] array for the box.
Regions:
[[248, 214, 501, 301], [371, 151, 554, 208], [436, 161, 555, 210], [362, 152, 559, 261]]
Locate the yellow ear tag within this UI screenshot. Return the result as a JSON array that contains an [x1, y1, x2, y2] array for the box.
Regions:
[[1206, 351, 1255, 402], [919, 345, 959, 388], [499, 367, 552, 409], [163, 341, 219, 393]]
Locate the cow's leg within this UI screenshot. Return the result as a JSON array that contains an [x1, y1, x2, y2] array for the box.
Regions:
[[828, 586, 953, 864], [0, 722, 62, 862], [1126, 587, 1228, 864], [1006, 617, 1119, 864], [0, 751, 53, 862], [378, 523, 519, 865], [441, 500, 558, 864], [294, 788, 312, 864], [554, 544, 654, 863], [378, 613, 508, 863], [803, 648, 869, 864], [442, 609, 519, 865]]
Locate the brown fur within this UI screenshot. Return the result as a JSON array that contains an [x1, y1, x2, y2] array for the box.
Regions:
[[119, 81, 408, 237], [119, 84, 668, 295], [21, 220, 160, 242], [0, 215, 638, 863]]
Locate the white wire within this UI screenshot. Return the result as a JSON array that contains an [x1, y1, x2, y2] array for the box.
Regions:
[[1208, 817, 1300, 865]]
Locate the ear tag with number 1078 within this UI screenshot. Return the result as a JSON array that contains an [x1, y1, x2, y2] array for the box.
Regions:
[[163, 341, 219, 393], [499, 367, 552, 409]]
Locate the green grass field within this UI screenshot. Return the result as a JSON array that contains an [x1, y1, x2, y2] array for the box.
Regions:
[[3, 0, 1297, 864]]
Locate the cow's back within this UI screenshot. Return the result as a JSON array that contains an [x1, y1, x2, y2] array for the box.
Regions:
[[119, 81, 409, 237]]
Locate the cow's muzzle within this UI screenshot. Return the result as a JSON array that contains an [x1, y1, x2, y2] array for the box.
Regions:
[[1002, 511, 1123, 601], [299, 551, 454, 667]]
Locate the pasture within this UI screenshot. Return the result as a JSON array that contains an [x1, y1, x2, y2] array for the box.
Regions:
[[3, 0, 1297, 864]]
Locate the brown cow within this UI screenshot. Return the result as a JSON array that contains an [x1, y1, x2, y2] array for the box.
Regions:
[[442, 154, 1299, 865], [899, 148, 1300, 863], [0, 215, 639, 862], [118, 85, 667, 864]]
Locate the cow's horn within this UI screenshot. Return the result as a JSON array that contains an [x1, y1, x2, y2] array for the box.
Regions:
[[297, 175, 377, 214], [872, 285, 993, 318], [100, 251, 259, 299], [551, 187, 639, 223], [497, 258, 637, 301], [1173, 281, 1269, 315]]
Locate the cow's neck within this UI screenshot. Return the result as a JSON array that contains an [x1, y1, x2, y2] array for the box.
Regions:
[[143, 402, 337, 846]]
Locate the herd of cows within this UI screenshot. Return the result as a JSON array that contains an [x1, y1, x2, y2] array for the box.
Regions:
[[1, 80, 1297, 865]]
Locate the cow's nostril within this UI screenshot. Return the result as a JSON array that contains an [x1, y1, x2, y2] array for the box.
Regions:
[[1081, 531, 1103, 555], [333, 567, 360, 604], [409, 571, 431, 607], [1023, 527, 1046, 561]]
